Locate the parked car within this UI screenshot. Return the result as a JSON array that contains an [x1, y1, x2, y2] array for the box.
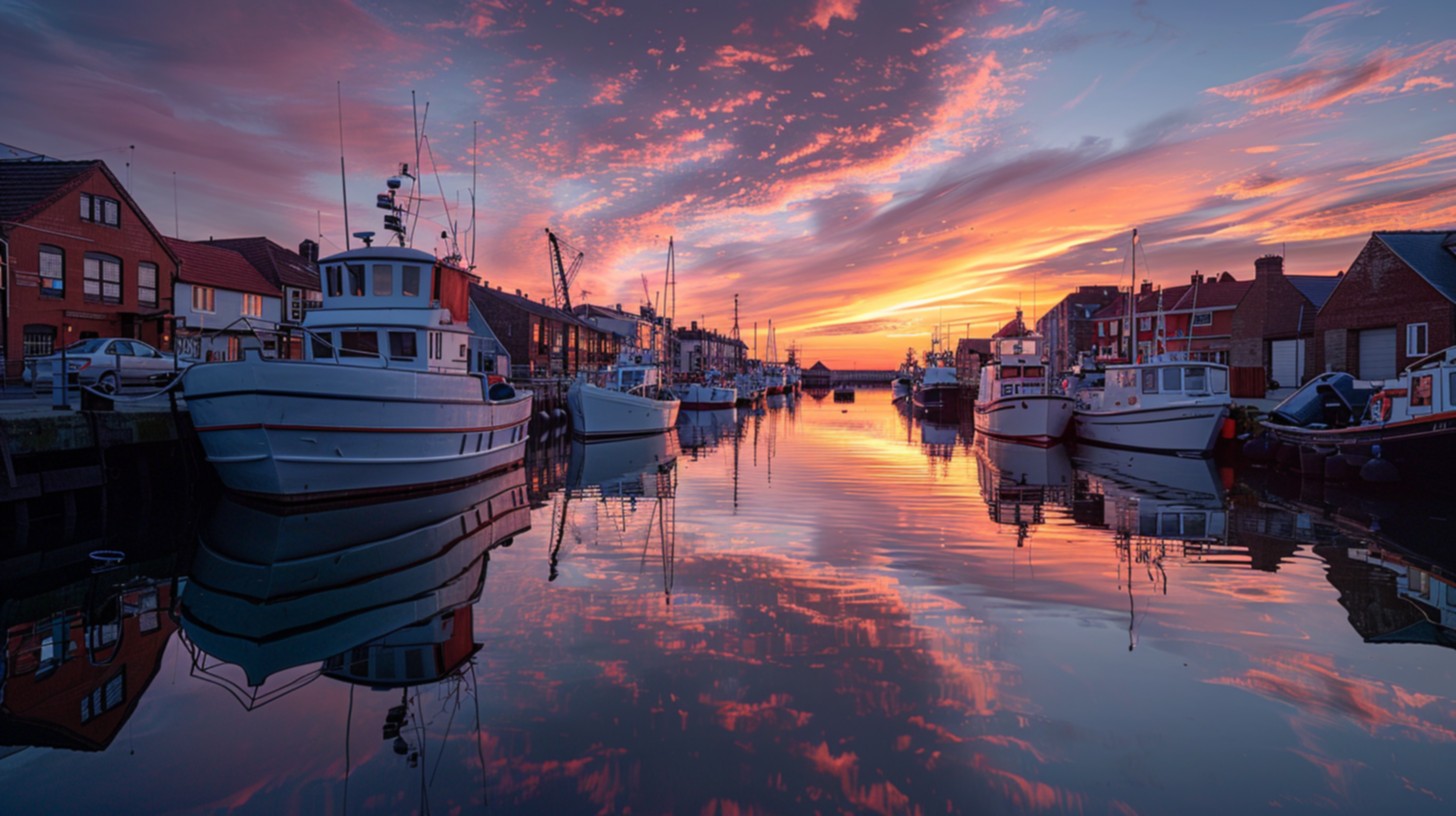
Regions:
[[24, 338, 189, 393]]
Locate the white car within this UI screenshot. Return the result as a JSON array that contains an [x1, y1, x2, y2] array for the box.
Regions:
[[25, 338, 188, 393]]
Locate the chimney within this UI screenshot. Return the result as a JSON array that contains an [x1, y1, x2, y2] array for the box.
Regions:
[[1139, 280, 1154, 295], [1190, 271, 1203, 285], [691, 320, 698, 331], [616, 303, 622, 313], [1254, 255, 1283, 279], [298, 239, 319, 264], [515, 288, 522, 296]]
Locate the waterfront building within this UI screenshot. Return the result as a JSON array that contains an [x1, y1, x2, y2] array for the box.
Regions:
[[675, 322, 748, 374], [1090, 273, 1249, 365], [166, 238, 282, 360], [1312, 231, 1456, 381], [201, 237, 322, 358], [471, 284, 612, 379], [1035, 285, 1121, 374], [0, 154, 178, 381], [954, 337, 991, 384], [1227, 255, 1341, 397]]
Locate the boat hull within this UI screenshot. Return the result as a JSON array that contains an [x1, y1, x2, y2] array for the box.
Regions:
[[1261, 410, 1456, 481], [677, 382, 737, 410], [567, 381, 681, 438], [891, 379, 913, 401], [913, 383, 959, 413], [1073, 402, 1229, 455], [183, 357, 533, 501], [973, 394, 1073, 445]]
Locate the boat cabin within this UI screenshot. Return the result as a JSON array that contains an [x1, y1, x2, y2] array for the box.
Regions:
[[1104, 361, 1229, 400], [304, 246, 494, 377], [1373, 346, 1456, 422], [987, 337, 1052, 398]]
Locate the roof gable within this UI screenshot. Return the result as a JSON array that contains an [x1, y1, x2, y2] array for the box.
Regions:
[[165, 238, 279, 297], [1374, 231, 1456, 304], [1286, 274, 1341, 308], [204, 237, 319, 290], [0, 160, 95, 221]]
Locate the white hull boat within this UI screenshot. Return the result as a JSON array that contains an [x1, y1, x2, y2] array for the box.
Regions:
[[1072, 359, 1231, 455], [568, 381, 681, 437], [677, 380, 737, 410], [974, 394, 1073, 444], [973, 315, 1072, 444]]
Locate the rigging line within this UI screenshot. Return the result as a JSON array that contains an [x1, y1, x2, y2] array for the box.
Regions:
[[470, 661, 490, 808], [422, 134, 459, 256], [337, 81, 351, 250]]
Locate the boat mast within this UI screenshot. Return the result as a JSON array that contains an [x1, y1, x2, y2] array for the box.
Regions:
[[1127, 228, 1137, 363]]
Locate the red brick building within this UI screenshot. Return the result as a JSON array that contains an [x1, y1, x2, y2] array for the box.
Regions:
[[1312, 231, 1456, 381], [1228, 255, 1341, 396], [1091, 273, 1250, 364], [0, 159, 178, 380], [1034, 285, 1121, 373], [468, 284, 613, 378]]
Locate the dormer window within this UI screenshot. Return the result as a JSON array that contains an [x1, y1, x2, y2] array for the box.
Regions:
[[80, 193, 120, 227]]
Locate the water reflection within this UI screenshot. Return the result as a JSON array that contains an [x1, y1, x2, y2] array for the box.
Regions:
[[974, 436, 1073, 547], [676, 408, 738, 458]]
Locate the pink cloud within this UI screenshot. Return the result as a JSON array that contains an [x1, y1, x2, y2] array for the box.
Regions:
[[804, 0, 860, 31]]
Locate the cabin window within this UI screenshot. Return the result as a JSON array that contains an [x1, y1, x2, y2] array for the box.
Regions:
[[1408, 323, 1429, 356], [1183, 367, 1207, 392], [39, 245, 65, 298], [310, 334, 333, 360], [389, 331, 417, 361], [1023, 366, 1045, 379], [1141, 368, 1159, 394], [402, 266, 421, 297], [373, 264, 393, 296], [1411, 374, 1433, 407], [340, 330, 379, 357], [1449, 372, 1455, 408], [1113, 369, 1136, 389], [1001, 365, 1021, 379], [347, 264, 366, 296], [1161, 367, 1183, 392], [326, 266, 343, 297]]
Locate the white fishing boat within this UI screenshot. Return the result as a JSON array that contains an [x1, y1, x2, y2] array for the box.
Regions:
[[568, 349, 680, 437], [972, 312, 1073, 444], [677, 368, 737, 410], [890, 347, 918, 401], [913, 330, 959, 412], [1073, 357, 1231, 455], [183, 172, 533, 502]]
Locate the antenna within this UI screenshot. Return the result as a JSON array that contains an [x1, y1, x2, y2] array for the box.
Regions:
[[172, 171, 179, 238], [470, 120, 479, 270], [411, 91, 421, 248], [126, 145, 134, 188], [337, 81, 351, 250]]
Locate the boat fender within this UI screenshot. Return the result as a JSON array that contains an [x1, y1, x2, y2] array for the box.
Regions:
[[1128, 395, 1137, 405], [552, 407, 566, 422], [537, 410, 550, 425], [488, 381, 516, 401]]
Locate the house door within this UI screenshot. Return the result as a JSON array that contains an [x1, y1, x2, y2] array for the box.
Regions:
[[1356, 327, 1397, 381], [1270, 339, 1304, 388]]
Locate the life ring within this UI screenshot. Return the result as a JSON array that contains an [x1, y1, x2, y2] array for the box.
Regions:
[[1373, 392, 1393, 422]]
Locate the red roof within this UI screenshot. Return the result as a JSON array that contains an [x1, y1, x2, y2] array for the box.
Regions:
[[165, 238, 279, 297]]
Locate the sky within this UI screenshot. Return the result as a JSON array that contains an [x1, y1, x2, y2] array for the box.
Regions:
[[3, 0, 1454, 367]]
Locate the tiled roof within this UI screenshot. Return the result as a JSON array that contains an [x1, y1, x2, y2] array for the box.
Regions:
[[1168, 277, 1252, 311], [1287, 274, 1341, 308], [165, 238, 279, 297], [1374, 231, 1456, 304], [204, 237, 319, 291], [471, 285, 597, 328], [0, 159, 99, 222], [992, 315, 1027, 338]]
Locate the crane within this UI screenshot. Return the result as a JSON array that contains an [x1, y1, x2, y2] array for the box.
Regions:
[[545, 228, 584, 312]]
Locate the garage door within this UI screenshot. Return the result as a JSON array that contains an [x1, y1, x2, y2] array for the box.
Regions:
[[1270, 339, 1305, 388], [1357, 327, 1397, 381]]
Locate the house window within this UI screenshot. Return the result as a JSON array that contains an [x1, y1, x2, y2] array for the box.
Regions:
[[38, 245, 65, 298], [1139, 316, 1152, 331], [23, 325, 57, 358], [84, 253, 123, 304], [1192, 312, 1213, 327], [80, 674, 125, 723], [137, 262, 158, 307], [1098, 323, 1105, 337], [242, 293, 263, 317], [192, 286, 215, 313], [79, 193, 121, 227], [1408, 323, 1429, 356]]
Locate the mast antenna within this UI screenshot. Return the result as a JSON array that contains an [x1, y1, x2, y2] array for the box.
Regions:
[[337, 81, 351, 250]]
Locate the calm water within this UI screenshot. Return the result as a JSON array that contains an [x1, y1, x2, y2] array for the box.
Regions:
[[4, 391, 1455, 815]]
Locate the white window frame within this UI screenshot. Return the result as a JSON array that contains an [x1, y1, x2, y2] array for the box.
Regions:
[[39, 245, 65, 298], [138, 262, 158, 307], [241, 293, 263, 318], [84, 253, 123, 304], [1191, 312, 1213, 327], [192, 285, 216, 313], [1407, 322, 1429, 356], [79, 193, 121, 227]]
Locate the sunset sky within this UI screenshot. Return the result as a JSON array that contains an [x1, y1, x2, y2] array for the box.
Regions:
[[4, 0, 1454, 366]]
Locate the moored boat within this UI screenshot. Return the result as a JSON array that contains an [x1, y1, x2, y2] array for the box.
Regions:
[[972, 312, 1073, 444], [568, 348, 681, 437], [1072, 357, 1231, 455], [677, 368, 737, 410], [913, 331, 959, 413], [890, 347, 919, 402], [182, 174, 533, 502]]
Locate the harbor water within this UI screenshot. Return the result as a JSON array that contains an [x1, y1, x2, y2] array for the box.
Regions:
[[3, 390, 1454, 814]]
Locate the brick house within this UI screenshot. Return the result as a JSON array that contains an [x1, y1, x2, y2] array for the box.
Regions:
[[1035, 285, 1122, 373], [675, 322, 747, 374], [468, 284, 613, 379], [1227, 255, 1341, 396], [954, 337, 991, 383], [1312, 231, 1456, 381], [0, 158, 178, 381], [1091, 273, 1250, 364]]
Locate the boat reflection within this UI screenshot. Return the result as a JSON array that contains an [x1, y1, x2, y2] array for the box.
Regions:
[[974, 436, 1072, 547], [676, 407, 738, 458], [549, 435, 678, 601], [1073, 445, 1228, 545], [178, 466, 531, 701]]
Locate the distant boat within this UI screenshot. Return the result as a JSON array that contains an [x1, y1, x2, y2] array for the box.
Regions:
[[677, 368, 737, 410], [183, 172, 533, 502], [891, 347, 918, 402], [833, 384, 855, 402], [913, 329, 959, 412], [972, 311, 1073, 445]]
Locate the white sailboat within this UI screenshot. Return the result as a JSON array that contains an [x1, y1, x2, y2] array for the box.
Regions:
[[183, 170, 533, 501], [972, 311, 1073, 444]]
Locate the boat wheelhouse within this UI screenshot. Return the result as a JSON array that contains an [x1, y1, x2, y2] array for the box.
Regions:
[[183, 176, 533, 501], [1073, 357, 1231, 455], [972, 319, 1074, 445]]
